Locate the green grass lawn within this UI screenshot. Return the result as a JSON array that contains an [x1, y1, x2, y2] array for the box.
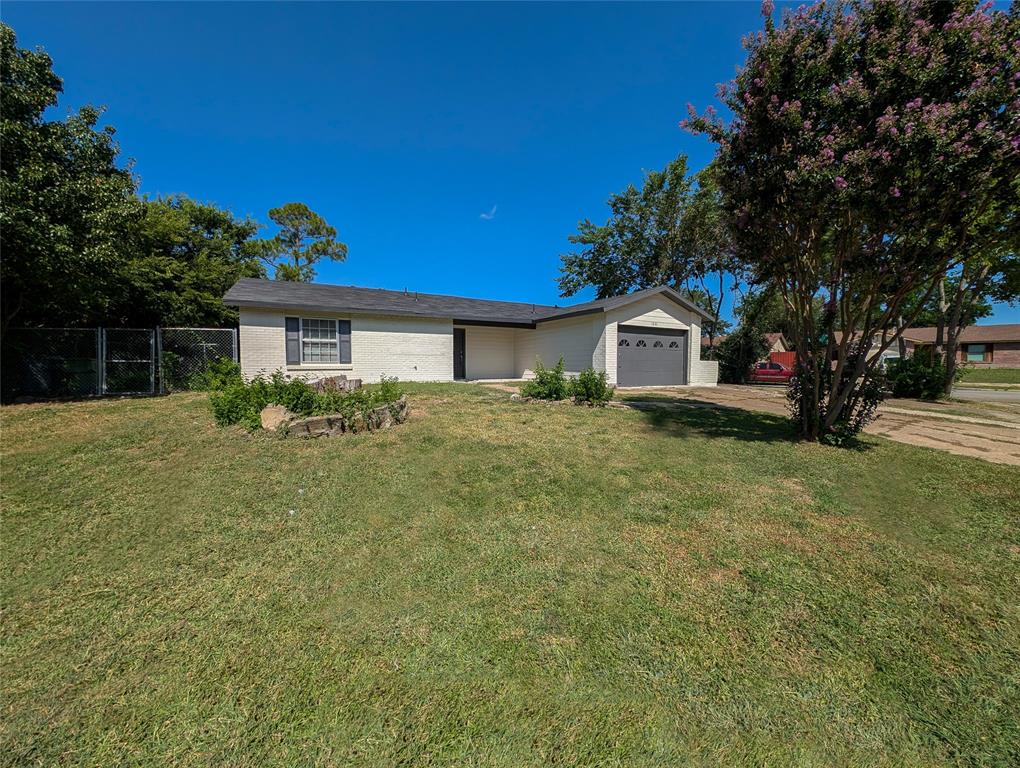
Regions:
[[2, 384, 1019, 767], [959, 367, 1020, 385]]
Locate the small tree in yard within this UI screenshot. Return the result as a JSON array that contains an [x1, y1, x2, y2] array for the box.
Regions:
[[251, 202, 348, 282], [686, 0, 1019, 442]]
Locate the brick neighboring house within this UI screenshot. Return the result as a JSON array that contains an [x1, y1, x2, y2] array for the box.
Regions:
[[902, 324, 1020, 369]]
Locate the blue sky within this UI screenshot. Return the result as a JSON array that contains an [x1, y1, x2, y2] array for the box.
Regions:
[[4, 1, 1016, 324]]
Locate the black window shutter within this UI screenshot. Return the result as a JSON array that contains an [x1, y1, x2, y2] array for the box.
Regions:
[[339, 320, 352, 363], [285, 317, 301, 365]]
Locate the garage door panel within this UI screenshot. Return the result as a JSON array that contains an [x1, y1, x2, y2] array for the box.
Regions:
[[618, 327, 687, 386]]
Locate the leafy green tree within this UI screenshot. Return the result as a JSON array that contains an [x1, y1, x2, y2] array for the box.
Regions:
[[686, 0, 1019, 441], [922, 254, 1019, 396], [0, 23, 138, 335], [715, 289, 775, 383], [558, 156, 736, 335], [683, 286, 732, 352], [251, 202, 348, 282], [115, 196, 265, 327]]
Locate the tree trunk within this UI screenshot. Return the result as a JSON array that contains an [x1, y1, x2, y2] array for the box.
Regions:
[[942, 263, 990, 398], [934, 277, 947, 365]]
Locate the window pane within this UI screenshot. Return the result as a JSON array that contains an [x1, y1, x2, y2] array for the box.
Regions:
[[301, 319, 339, 363], [302, 318, 337, 340], [302, 341, 338, 363], [965, 344, 987, 362]]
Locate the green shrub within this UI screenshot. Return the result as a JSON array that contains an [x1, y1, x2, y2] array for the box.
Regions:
[[886, 357, 958, 400], [521, 357, 569, 400], [188, 357, 243, 392], [716, 330, 771, 384], [209, 371, 403, 431], [570, 367, 614, 406]]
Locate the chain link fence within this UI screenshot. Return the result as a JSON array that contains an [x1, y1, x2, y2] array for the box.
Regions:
[[1, 327, 238, 401], [158, 328, 238, 392]]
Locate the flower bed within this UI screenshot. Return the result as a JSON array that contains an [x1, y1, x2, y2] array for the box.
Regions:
[[209, 371, 406, 433]]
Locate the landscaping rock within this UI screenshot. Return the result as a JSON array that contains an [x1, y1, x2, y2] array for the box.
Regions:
[[308, 375, 362, 393], [280, 395, 410, 439], [260, 404, 296, 431]]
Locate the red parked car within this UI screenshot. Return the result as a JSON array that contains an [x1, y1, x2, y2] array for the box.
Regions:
[[749, 361, 794, 385]]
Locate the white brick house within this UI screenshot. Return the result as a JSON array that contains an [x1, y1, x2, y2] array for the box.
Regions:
[[224, 279, 719, 387]]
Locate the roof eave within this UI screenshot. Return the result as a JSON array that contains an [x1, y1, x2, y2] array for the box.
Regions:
[[224, 297, 539, 326]]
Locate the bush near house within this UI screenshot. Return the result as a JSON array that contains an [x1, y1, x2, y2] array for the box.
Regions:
[[570, 366, 614, 406], [520, 358, 614, 406], [187, 357, 244, 392], [209, 371, 403, 430], [521, 357, 570, 401]]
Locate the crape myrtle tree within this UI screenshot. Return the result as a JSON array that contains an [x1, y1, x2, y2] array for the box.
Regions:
[[558, 155, 737, 347], [685, 0, 1019, 442]]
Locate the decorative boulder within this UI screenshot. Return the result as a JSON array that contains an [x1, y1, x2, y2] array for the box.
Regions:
[[308, 375, 362, 393], [260, 404, 296, 431], [275, 395, 410, 439]]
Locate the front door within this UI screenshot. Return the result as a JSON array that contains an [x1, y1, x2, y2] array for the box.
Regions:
[[453, 328, 466, 379]]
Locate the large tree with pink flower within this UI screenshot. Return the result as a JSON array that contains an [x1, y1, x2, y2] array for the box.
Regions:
[[686, 0, 1018, 442]]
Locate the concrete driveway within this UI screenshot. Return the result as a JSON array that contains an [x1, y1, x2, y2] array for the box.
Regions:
[[616, 384, 1020, 466]]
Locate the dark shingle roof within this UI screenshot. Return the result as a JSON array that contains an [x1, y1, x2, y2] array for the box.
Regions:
[[901, 324, 1020, 344], [223, 278, 711, 325]]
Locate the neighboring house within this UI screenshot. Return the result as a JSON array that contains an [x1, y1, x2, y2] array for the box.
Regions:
[[831, 330, 911, 366], [764, 332, 790, 354], [701, 332, 788, 357], [901, 324, 1020, 368], [223, 279, 719, 387]]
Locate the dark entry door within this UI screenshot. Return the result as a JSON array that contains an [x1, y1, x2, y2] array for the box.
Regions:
[[617, 325, 687, 386], [453, 328, 466, 379]]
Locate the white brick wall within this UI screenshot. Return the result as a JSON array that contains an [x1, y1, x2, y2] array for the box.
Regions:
[[238, 308, 453, 383], [689, 360, 719, 386], [460, 326, 516, 380], [513, 314, 602, 378], [604, 295, 717, 386]]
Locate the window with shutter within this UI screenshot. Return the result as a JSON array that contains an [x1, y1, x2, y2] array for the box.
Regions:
[[285, 317, 301, 365]]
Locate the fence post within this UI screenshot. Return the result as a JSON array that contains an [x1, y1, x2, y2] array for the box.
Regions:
[[150, 329, 157, 395], [156, 327, 164, 395], [232, 328, 239, 363], [94, 328, 102, 396], [98, 327, 106, 396]]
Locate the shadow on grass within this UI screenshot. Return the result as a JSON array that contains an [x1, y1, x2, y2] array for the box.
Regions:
[[622, 398, 875, 452]]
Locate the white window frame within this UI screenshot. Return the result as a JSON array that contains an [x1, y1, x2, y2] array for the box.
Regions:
[[300, 317, 339, 364]]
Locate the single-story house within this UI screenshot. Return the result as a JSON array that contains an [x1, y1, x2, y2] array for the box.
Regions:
[[223, 278, 719, 387], [832, 330, 908, 366], [901, 324, 1020, 368]]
